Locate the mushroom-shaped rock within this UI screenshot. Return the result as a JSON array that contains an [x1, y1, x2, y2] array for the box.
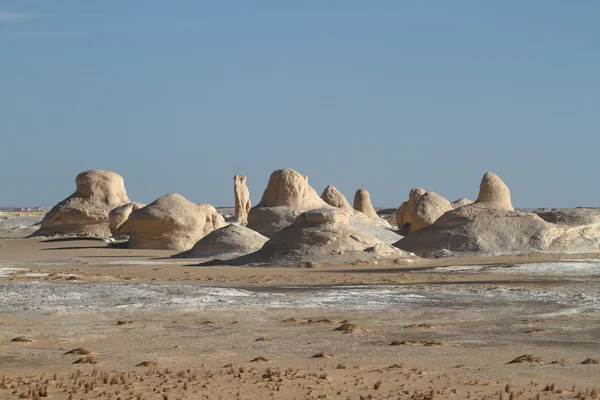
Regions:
[[202, 208, 408, 266], [109, 202, 146, 236], [247, 168, 330, 237], [233, 174, 251, 224], [409, 192, 453, 232], [395, 188, 426, 229], [321, 185, 352, 209], [353, 189, 379, 219], [451, 198, 473, 209], [474, 172, 513, 210], [175, 224, 268, 258], [33, 170, 130, 237], [127, 193, 225, 251]]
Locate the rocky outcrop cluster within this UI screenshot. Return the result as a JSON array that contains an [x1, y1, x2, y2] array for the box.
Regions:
[[205, 208, 409, 265], [395, 172, 600, 257]]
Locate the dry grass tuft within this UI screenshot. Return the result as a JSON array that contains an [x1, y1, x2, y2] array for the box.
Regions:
[[250, 356, 269, 362], [65, 348, 92, 355], [136, 361, 159, 367], [255, 337, 275, 342], [334, 322, 363, 334], [581, 358, 599, 364], [10, 336, 33, 343], [73, 356, 102, 365], [507, 355, 543, 364], [312, 352, 334, 359]]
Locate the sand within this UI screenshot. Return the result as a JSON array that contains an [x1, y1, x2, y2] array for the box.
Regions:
[[1, 230, 600, 399]]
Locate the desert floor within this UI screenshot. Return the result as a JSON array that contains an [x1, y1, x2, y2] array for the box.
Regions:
[[1, 234, 599, 399]]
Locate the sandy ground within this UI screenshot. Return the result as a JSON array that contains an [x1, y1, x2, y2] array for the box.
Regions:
[[1, 234, 600, 399]]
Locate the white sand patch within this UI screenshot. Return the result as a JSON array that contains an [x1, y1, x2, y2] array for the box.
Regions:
[[430, 259, 600, 277], [0, 267, 28, 277]]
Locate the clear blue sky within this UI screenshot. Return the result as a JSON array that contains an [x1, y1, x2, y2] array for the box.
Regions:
[[1, 1, 599, 208]]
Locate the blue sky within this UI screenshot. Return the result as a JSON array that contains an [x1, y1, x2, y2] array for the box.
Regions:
[[1, 1, 599, 208]]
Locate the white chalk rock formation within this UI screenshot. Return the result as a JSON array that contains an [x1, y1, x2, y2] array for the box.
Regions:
[[208, 208, 409, 265], [321, 185, 352, 209], [352, 188, 392, 228], [395, 172, 600, 256], [474, 172, 514, 210], [127, 193, 225, 251], [409, 192, 453, 232], [395, 188, 426, 230], [451, 198, 474, 208], [109, 202, 145, 236], [33, 170, 130, 237], [233, 174, 251, 224], [353, 189, 379, 218], [247, 168, 330, 237], [175, 224, 268, 258]]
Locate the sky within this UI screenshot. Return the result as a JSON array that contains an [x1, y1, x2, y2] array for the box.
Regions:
[[1, 1, 599, 208]]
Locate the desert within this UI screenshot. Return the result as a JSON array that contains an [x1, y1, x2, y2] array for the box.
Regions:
[[1, 168, 599, 399], [3, 3, 599, 397]]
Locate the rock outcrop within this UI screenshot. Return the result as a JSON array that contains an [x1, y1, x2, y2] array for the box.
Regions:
[[474, 172, 514, 210], [409, 192, 453, 232], [233, 174, 251, 224], [127, 193, 225, 251], [395, 172, 600, 257], [395, 188, 426, 231], [109, 202, 145, 236], [353, 189, 379, 219], [33, 170, 130, 237], [175, 224, 268, 258], [451, 198, 474, 208], [352, 188, 392, 228], [247, 168, 330, 237], [202, 208, 410, 266], [321, 185, 352, 209]]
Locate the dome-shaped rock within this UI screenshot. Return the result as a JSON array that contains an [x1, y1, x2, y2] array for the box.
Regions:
[[127, 193, 225, 251], [175, 224, 268, 258], [321, 185, 352, 209], [247, 168, 330, 237], [33, 170, 130, 237], [409, 192, 453, 232], [109, 202, 145, 236]]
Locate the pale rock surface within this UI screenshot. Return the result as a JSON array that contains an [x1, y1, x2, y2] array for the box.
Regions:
[[175, 224, 268, 258], [127, 193, 225, 251], [247, 168, 330, 237], [233, 174, 251, 224], [409, 191, 453, 232], [474, 172, 514, 210], [451, 198, 474, 208], [256, 168, 327, 209], [109, 202, 145, 236], [352, 188, 392, 228], [321, 185, 352, 209], [198, 204, 227, 237], [33, 170, 130, 237], [353, 189, 379, 218], [395, 188, 426, 230], [203, 208, 410, 265], [395, 172, 600, 256]]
